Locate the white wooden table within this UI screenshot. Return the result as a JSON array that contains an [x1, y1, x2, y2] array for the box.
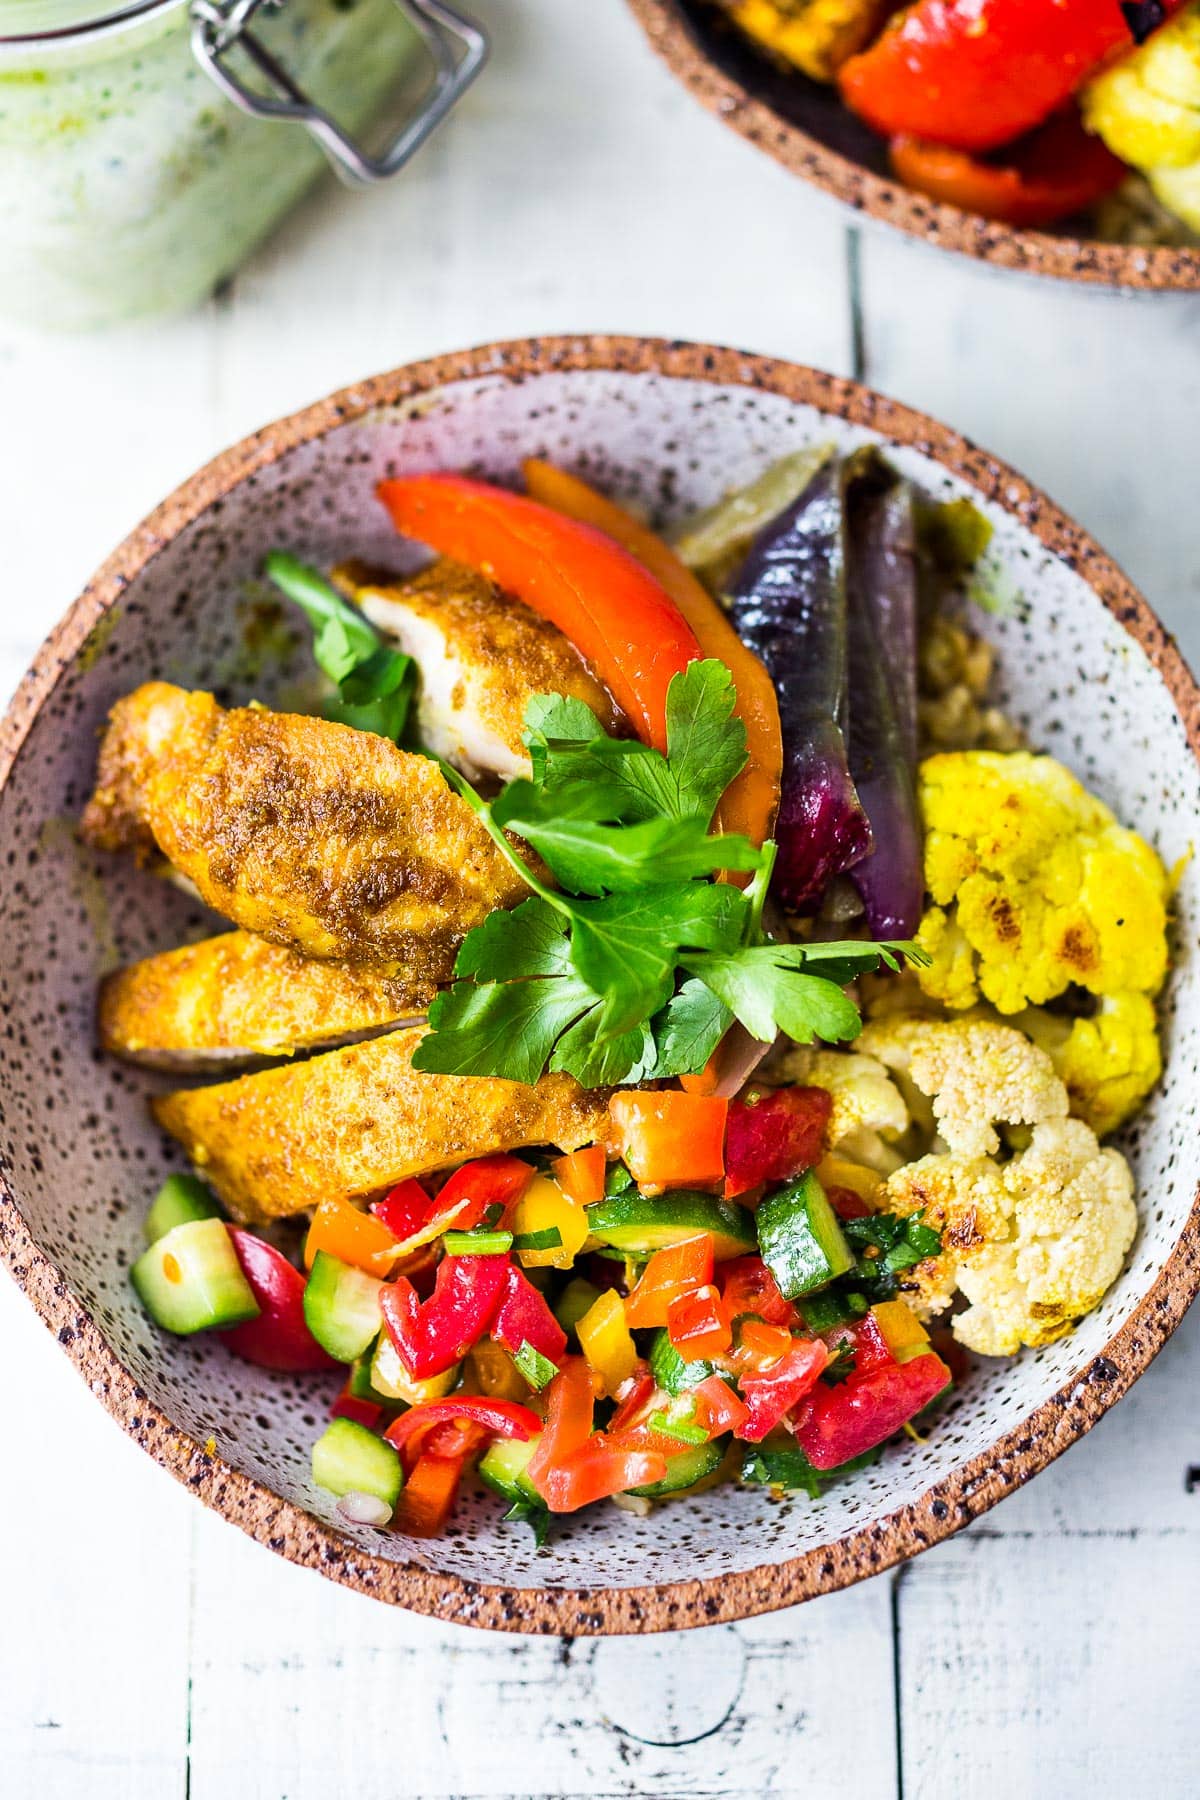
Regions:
[[2, 4, 1198, 1794]]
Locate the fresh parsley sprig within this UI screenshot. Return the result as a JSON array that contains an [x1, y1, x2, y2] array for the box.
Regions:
[[264, 551, 416, 743], [412, 659, 928, 1088]]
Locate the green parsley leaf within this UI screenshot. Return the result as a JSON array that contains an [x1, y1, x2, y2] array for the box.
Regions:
[[570, 882, 747, 1035], [512, 1340, 559, 1389], [684, 944, 863, 1045], [643, 979, 731, 1079], [412, 976, 598, 1084], [658, 656, 749, 824], [502, 1495, 551, 1548], [454, 897, 573, 981], [265, 551, 416, 743]]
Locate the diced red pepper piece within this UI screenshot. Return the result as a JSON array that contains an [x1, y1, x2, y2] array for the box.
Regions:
[[667, 1284, 732, 1360], [433, 1154, 536, 1230], [724, 1085, 832, 1199], [694, 1372, 750, 1439], [827, 1185, 872, 1221], [527, 1356, 596, 1499], [490, 1264, 568, 1366], [395, 1452, 464, 1537], [792, 1350, 952, 1469], [736, 1338, 829, 1442], [220, 1229, 339, 1373], [610, 1091, 729, 1191], [330, 1390, 384, 1430], [376, 473, 702, 752], [551, 1145, 608, 1207], [624, 1234, 715, 1330], [608, 1362, 657, 1436], [739, 1319, 792, 1365], [384, 1395, 542, 1474], [304, 1196, 399, 1275], [538, 1433, 668, 1512], [379, 1254, 509, 1380], [717, 1254, 797, 1330], [370, 1178, 431, 1240]]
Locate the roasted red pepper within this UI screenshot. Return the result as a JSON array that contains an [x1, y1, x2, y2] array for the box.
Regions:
[[490, 1264, 568, 1366], [717, 1254, 797, 1330], [379, 1254, 509, 1379], [889, 112, 1127, 228], [839, 0, 1185, 154], [220, 1230, 338, 1373], [736, 1338, 829, 1442], [377, 473, 702, 751], [384, 1395, 542, 1473], [724, 1085, 832, 1199], [792, 1349, 952, 1469]]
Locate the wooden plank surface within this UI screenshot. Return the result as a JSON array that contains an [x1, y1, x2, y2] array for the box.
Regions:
[[1, 1, 1199, 1794]]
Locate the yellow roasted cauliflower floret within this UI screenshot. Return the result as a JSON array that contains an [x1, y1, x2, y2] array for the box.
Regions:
[[858, 1015, 1067, 1158], [883, 1151, 1012, 1318], [773, 1046, 909, 1172], [729, 0, 892, 82], [915, 751, 1169, 1017], [918, 619, 1023, 755], [1015, 993, 1163, 1138], [1084, 5, 1200, 230]]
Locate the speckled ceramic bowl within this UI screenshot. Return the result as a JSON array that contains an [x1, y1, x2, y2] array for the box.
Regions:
[[628, 0, 1200, 291], [2, 336, 1198, 1633]]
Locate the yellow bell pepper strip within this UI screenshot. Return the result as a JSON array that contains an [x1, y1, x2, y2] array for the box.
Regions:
[[466, 1338, 530, 1400], [871, 1299, 931, 1364], [576, 1289, 639, 1395], [511, 1173, 589, 1269], [376, 472, 703, 753], [609, 1091, 729, 1192], [304, 1196, 399, 1277], [522, 458, 782, 846]]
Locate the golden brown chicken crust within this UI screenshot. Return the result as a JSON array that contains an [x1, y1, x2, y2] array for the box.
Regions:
[[152, 1029, 612, 1223], [336, 557, 620, 776], [79, 684, 531, 980], [99, 931, 430, 1070]]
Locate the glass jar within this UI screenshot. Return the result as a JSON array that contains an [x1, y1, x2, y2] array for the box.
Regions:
[[0, 0, 486, 330]]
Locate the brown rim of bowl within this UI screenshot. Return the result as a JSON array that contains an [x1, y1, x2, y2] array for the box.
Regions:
[[626, 0, 1200, 292], [2, 334, 1199, 1634]]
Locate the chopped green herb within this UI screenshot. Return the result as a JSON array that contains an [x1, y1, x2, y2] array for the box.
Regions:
[[264, 551, 416, 742], [512, 1227, 564, 1253], [502, 1495, 551, 1548], [840, 1211, 943, 1301], [740, 1442, 881, 1496], [442, 1230, 514, 1257], [648, 1411, 709, 1446], [820, 1342, 858, 1387], [512, 1340, 559, 1389]]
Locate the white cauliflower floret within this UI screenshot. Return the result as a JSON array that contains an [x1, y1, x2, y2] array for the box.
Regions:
[[858, 1015, 1067, 1158], [774, 1046, 909, 1172], [955, 1120, 1137, 1356], [883, 1151, 1012, 1317]]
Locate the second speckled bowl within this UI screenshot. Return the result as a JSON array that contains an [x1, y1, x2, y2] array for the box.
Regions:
[[2, 335, 1199, 1632]]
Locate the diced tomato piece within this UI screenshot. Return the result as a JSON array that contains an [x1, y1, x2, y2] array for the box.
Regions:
[[330, 1390, 383, 1430], [385, 1395, 540, 1474], [434, 1154, 535, 1231], [792, 1351, 952, 1469], [609, 1092, 728, 1191], [694, 1373, 750, 1439], [490, 1264, 568, 1366], [395, 1452, 463, 1537], [526, 1356, 596, 1499], [538, 1433, 668, 1512], [827, 1184, 872, 1221], [551, 1145, 607, 1207], [739, 1319, 792, 1365], [667, 1284, 732, 1360], [379, 1255, 509, 1379], [736, 1338, 828, 1442], [624, 1233, 715, 1330], [220, 1230, 339, 1372], [724, 1085, 832, 1199], [823, 1311, 894, 1378], [370, 1178, 431, 1240], [608, 1363, 656, 1437], [717, 1254, 797, 1329]]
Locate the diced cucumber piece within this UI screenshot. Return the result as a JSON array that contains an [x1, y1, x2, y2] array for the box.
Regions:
[[311, 1418, 402, 1508], [631, 1438, 723, 1498], [370, 1331, 459, 1404], [131, 1218, 259, 1335], [587, 1190, 755, 1261], [648, 1328, 716, 1396], [478, 1432, 542, 1503], [756, 1171, 854, 1299], [798, 1288, 868, 1334], [554, 1276, 601, 1339], [144, 1174, 222, 1245], [303, 1252, 383, 1363]]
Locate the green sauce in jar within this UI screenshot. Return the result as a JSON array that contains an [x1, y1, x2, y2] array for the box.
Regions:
[[0, 0, 420, 329]]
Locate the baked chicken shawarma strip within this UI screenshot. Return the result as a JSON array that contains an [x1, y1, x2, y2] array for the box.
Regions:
[[335, 556, 620, 783], [79, 683, 531, 981], [152, 1028, 612, 1224], [99, 930, 431, 1071]]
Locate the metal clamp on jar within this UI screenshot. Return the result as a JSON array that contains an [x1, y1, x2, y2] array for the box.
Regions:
[[0, 0, 488, 330]]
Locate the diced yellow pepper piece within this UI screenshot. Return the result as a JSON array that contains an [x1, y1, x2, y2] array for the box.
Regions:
[[465, 1339, 528, 1400], [512, 1174, 589, 1269], [577, 1290, 638, 1396], [872, 1300, 931, 1365], [370, 1334, 459, 1403], [817, 1153, 884, 1206]]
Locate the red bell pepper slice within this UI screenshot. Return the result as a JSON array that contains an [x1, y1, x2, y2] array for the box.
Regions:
[[838, 0, 1185, 154], [526, 1355, 596, 1497], [376, 473, 702, 752], [736, 1338, 828, 1442], [370, 1178, 431, 1240], [610, 1091, 728, 1191], [395, 1451, 465, 1538], [792, 1350, 952, 1469], [624, 1233, 715, 1330], [888, 112, 1127, 229], [717, 1254, 797, 1330], [724, 1085, 832, 1199], [667, 1284, 732, 1360], [538, 1433, 668, 1513], [330, 1390, 384, 1430], [490, 1264, 568, 1366], [694, 1373, 750, 1439], [384, 1395, 542, 1474], [434, 1153, 535, 1229], [379, 1254, 509, 1379], [220, 1229, 338, 1373]]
